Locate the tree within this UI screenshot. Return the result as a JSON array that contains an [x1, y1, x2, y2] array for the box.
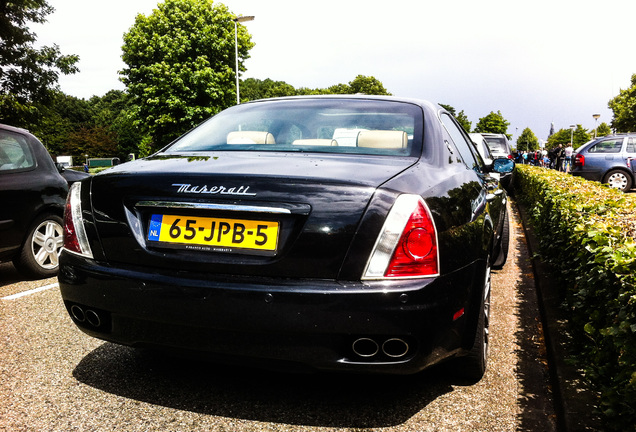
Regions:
[[546, 125, 590, 148], [596, 122, 611, 137], [90, 90, 147, 161], [339, 75, 391, 95], [474, 111, 511, 138], [240, 78, 297, 101], [608, 74, 636, 132], [120, 0, 254, 147], [32, 91, 94, 155], [439, 104, 472, 133], [241, 75, 391, 101], [0, 0, 79, 127], [516, 128, 539, 152]]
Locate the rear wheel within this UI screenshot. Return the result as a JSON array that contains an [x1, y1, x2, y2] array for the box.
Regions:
[[492, 212, 510, 269], [455, 264, 491, 382], [13, 214, 64, 279], [604, 170, 632, 192]]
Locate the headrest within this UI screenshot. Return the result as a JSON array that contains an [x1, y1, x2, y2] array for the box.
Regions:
[[227, 131, 276, 144], [357, 130, 408, 149]]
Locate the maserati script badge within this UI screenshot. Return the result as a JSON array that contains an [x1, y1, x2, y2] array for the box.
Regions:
[[172, 183, 256, 196]]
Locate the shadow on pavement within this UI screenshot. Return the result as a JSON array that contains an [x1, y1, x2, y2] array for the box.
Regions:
[[72, 343, 453, 429]]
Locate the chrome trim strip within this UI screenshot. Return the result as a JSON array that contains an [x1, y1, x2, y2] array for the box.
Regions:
[[135, 201, 292, 214]]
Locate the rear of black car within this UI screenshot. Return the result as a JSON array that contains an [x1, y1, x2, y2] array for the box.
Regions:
[[59, 97, 492, 375]]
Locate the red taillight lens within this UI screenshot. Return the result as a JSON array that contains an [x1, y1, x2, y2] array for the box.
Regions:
[[63, 195, 81, 253], [62, 182, 93, 258], [363, 195, 439, 280], [384, 200, 438, 277], [574, 153, 585, 167]]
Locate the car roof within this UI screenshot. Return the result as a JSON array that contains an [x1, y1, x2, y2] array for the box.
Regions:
[[0, 123, 32, 135], [241, 94, 443, 114]]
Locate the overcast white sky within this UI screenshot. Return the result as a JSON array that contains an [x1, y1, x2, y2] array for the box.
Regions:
[[35, 0, 636, 144]]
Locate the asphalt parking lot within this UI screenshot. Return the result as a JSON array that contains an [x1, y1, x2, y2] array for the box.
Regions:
[[0, 201, 557, 432]]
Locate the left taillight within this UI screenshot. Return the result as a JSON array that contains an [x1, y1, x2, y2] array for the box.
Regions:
[[362, 194, 439, 280], [63, 182, 93, 259]]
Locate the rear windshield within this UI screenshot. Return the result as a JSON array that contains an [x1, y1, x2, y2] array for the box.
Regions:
[[482, 136, 509, 153], [0, 130, 36, 172], [165, 99, 423, 156]]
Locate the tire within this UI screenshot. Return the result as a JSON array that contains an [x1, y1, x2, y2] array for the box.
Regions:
[[455, 264, 491, 383], [604, 170, 632, 192], [492, 212, 510, 269], [13, 213, 64, 279]]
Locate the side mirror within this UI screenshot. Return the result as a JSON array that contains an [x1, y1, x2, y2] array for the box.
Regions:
[[55, 163, 66, 173], [493, 158, 515, 174]]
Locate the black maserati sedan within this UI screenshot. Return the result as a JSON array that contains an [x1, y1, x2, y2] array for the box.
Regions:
[[0, 124, 67, 278], [59, 96, 513, 379]]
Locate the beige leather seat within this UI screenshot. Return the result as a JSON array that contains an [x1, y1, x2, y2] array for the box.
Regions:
[[227, 131, 276, 144], [357, 130, 408, 149]]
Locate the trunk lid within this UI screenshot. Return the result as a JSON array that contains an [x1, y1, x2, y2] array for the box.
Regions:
[[88, 152, 415, 279]]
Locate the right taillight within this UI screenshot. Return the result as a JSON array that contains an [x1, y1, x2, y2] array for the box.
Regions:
[[63, 182, 93, 259], [362, 194, 439, 280], [574, 153, 585, 167]]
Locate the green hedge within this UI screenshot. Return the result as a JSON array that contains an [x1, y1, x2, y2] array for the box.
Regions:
[[514, 165, 636, 430]]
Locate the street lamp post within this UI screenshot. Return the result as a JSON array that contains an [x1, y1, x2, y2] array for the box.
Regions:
[[233, 15, 254, 105], [593, 114, 601, 138]]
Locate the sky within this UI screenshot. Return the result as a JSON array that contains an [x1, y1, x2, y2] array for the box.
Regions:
[[34, 0, 636, 145]]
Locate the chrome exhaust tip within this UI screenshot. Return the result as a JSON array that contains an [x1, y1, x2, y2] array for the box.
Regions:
[[382, 338, 409, 358], [70, 305, 85, 323], [352, 338, 379, 358], [85, 310, 101, 327]]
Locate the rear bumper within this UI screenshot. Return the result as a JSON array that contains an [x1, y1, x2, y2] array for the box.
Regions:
[[58, 251, 486, 374]]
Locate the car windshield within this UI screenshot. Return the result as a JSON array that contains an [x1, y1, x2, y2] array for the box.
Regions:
[[483, 136, 508, 153], [165, 98, 423, 157]]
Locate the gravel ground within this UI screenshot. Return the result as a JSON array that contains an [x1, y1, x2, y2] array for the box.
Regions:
[[0, 200, 556, 431]]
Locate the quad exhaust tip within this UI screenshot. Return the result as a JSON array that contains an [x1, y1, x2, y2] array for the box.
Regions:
[[352, 337, 410, 359]]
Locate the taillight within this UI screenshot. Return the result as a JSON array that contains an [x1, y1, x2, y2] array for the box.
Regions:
[[363, 194, 439, 280], [63, 182, 93, 258], [574, 153, 585, 167]]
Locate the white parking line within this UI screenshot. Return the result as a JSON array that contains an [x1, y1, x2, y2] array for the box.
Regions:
[[1, 282, 59, 300]]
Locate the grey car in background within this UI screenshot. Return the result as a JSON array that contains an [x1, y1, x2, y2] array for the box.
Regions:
[[570, 134, 636, 192]]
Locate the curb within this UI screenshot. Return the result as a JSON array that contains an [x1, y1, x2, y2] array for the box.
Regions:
[[515, 200, 602, 432]]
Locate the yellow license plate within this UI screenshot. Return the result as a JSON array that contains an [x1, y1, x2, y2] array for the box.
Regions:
[[147, 214, 279, 252]]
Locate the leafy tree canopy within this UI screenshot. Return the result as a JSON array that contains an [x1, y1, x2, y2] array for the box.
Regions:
[[546, 125, 591, 148], [120, 0, 254, 147], [474, 110, 511, 138], [337, 75, 391, 95], [439, 104, 471, 133], [240, 75, 391, 101], [595, 122, 611, 137], [608, 74, 636, 132], [516, 128, 539, 152], [0, 0, 79, 127]]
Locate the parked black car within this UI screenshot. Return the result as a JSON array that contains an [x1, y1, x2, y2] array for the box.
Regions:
[[59, 96, 513, 379], [0, 124, 68, 278], [58, 165, 90, 185], [570, 134, 636, 192]]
